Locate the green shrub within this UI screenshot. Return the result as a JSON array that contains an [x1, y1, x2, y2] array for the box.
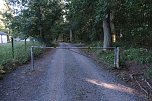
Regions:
[[86, 42, 152, 68], [0, 41, 43, 69], [124, 48, 152, 78], [98, 50, 114, 66], [123, 48, 152, 64], [86, 42, 115, 67]]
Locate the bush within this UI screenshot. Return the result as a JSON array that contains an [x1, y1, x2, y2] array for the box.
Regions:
[[121, 48, 152, 78], [86, 42, 115, 67], [98, 50, 114, 66], [123, 48, 152, 64], [0, 41, 43, 70], [84, 41, 152, 79]]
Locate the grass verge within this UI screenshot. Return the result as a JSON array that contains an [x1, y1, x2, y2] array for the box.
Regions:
[[84, 42, 115, 68], [84, 42, 152, 98], [0, 41, 43, 74], [85, 42, 152, 78]]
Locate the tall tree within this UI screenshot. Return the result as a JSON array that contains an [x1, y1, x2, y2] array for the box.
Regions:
[[6, 0, 63, 44], [103, 12, 112, 48]]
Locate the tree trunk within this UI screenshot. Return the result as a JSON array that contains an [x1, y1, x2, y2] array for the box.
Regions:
[[103, 12, 112, 48], [110, 11, 115, 34]]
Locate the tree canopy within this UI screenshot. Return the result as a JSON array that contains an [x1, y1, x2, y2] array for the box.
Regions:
[[6, 0, 63, 44], [67, 0, 152, 47], [3, 0, 152, 47]]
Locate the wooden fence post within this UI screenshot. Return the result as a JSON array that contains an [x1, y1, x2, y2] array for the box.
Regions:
[[11, 37, 14, 58]]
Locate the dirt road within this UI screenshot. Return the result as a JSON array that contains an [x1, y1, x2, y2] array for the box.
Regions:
[[0, 43, 148, 101]]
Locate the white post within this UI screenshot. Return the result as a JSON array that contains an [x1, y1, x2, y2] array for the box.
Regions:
[[114, 47, 120, 68], [114, 47, 117, 67], [116, 47, 120, 68]]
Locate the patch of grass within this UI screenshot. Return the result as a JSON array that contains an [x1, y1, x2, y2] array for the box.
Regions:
[[114, 48, 152, 77], [0, 41, 43, 70], [85, 42, 152, 80], [123, 48, 152, 64], [85, 42, 115, 68], [97, 50, 114, 67]]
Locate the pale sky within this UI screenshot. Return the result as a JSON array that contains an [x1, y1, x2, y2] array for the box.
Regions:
[[0, 0, 6, 11]]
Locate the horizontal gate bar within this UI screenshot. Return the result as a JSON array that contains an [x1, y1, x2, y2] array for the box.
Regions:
[[32, 46, 116, 49], [31, 46, 119, 70]]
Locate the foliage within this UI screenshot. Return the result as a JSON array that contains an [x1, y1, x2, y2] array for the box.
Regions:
[[114, 0, 152, 47], [113, 47, 152, 72], [66, 0, 152, 47], [0, 41, 43, 69], [86, 42, 114, 67], [86, 42, 152, 70], [123, 48, 152, 64], [2, 0, 152, 46], [5, 0, 152, 47], [2, 0, 152, 67], [5, 0, 63, 44], [98, 50, 114, 67], [67, 0, 101, 42]]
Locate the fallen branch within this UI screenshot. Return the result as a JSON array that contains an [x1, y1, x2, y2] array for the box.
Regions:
[[134, 77, 149, 96], [144, 79, 152, 90]]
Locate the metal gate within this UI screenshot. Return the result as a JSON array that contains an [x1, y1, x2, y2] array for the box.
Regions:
[[30, 46, 120, 70]]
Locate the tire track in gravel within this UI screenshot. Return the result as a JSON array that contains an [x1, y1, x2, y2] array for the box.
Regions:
[[46, 49, 67, 101]]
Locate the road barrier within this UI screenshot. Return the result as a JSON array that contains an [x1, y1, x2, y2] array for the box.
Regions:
[[31, 46, 120, 70]]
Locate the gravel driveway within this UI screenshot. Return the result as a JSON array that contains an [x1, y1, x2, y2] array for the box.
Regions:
[[0, 43, 148, 101]]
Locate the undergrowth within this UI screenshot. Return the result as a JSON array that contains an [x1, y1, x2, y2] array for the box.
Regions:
[[86, 42, 152, 77], [123, 48, 152, 64], [122, 48, 152, 78], [86, 42, 115, 68], [0, 41, 43, 71]]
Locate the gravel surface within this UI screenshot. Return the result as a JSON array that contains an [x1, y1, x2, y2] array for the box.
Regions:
[[0, 43, 148, 101]]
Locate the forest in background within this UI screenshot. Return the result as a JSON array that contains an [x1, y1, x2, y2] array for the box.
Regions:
[[66, 0, 152, 48], [0, 0, 151, 48]]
